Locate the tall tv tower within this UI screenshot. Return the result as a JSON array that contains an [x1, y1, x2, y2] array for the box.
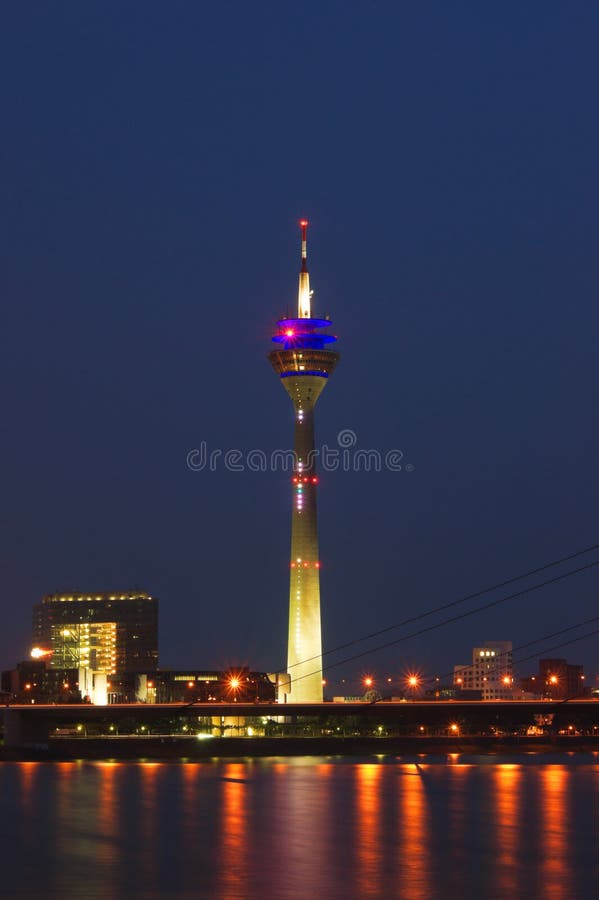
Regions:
[[269, 221, 339, 702]]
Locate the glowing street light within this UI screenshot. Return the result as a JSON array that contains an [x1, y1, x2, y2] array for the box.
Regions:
[[226, 674, 243, 702], [404, 672, 421, 699]]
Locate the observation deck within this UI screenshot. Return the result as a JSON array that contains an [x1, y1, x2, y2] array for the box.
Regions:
[[269, 317, 339, 379]]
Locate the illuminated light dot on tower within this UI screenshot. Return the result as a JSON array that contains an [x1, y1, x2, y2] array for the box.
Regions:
[[269, 220, 339, 703]]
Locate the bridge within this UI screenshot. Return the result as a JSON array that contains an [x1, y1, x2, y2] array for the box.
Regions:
[[3, 698, 599, 749]]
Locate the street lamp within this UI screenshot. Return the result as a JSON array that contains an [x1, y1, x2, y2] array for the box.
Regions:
[[228, 675, 241, 702]]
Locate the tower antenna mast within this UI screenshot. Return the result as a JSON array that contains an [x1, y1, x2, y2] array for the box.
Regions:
[[298, 219, 311, 318]]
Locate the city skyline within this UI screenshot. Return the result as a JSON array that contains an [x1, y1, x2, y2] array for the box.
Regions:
[[2, 5, 599, 678]]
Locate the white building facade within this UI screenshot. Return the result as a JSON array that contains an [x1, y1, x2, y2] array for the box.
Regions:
[[454, 640, 513, 700]]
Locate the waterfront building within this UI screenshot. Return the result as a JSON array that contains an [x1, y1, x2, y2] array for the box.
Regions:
[[1, 662, 276, 705], [1, 660, 82, 703], [269, 221, 339, 703], [32, 591, 158, 674], [130, 668, 277, 704], [454, 640, 513, 700], [519, 658, 585, 700]]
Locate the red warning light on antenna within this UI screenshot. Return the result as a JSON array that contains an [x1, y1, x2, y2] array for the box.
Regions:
[[299, 219, 308, 227]]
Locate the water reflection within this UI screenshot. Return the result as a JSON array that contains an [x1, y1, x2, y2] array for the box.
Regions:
[[182, 762, 200, 863], [540, 766, 570, 899], [444, 762, 469, 897], [2, 757, 599, 900], [268, 759, 334, 897], [95, 762, 121, 869], [493, 765, 521, 896], [355, 763, 383, 898], [216, 762, 249, 900], [18, 760, 37, 811], [16, 762, 39, 862], [398, 765, 431, 900], [139, 762, 162, 888]]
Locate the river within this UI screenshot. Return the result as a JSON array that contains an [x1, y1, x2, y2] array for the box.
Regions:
[[1, 754, 598, 899]]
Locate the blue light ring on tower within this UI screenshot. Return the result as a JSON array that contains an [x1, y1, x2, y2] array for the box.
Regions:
[[272, 317, 338, 351], [276, 317, 334, 331], [272, 333, 337, 350], [280, 370, 329, 378]]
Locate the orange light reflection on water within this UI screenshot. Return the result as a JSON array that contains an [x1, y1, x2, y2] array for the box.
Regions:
[[139, 762, 163, 887], [182, 763, 200, 861], [17, 761, 38, 814], [355, 764, 383, 899], [540, 766, 571, 899], [493, 764, 521, 895], [398, 765, 431, 900], [95, 762, 121, 869], [216, 763, 248, 900]]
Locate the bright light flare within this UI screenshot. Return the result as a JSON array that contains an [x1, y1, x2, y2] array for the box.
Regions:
[[30, 647, 52, 659]]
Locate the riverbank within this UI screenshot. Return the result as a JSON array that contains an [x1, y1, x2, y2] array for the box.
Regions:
[[3, 733, 599, 760]]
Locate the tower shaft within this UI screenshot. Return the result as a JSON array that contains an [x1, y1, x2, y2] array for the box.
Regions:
[[288, 404, 322, 701]]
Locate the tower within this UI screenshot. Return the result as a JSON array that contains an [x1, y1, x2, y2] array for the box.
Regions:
[[269, 221, 339, 702]]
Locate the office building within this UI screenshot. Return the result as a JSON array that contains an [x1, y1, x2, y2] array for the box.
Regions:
[[32, 591, 158, 674]]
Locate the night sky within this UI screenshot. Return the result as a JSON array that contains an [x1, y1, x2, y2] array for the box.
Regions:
[[2, 2, 599, 689]]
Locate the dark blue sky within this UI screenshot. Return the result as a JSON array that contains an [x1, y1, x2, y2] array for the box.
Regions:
[[2, 2, 599, 689]]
